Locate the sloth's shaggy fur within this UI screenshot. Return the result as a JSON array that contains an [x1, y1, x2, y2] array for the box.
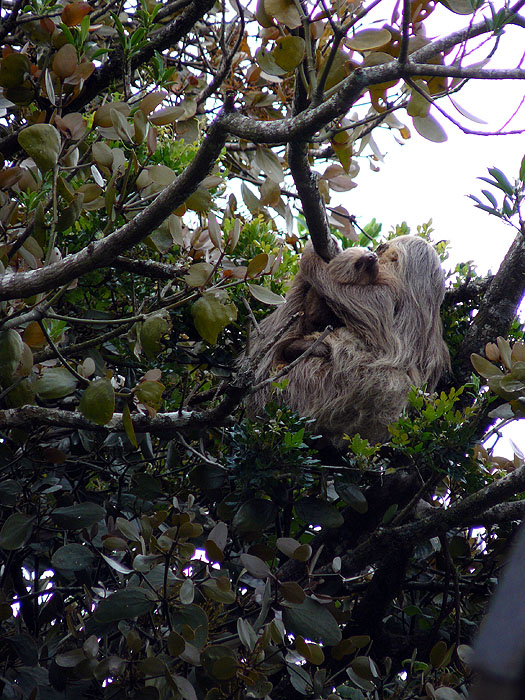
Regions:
[[247, 236, 450, 444]]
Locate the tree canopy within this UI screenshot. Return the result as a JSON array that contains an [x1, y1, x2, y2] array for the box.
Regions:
[[1, 1, 525, 699]]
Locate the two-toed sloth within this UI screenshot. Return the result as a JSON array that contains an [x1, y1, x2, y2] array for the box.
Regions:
[[246, 236, 450, 445]]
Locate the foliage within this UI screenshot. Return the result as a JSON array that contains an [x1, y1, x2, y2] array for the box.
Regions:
[[0, 1, 525, 699]]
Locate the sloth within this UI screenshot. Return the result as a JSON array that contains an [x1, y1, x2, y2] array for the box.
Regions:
[[246, 235, 450, 445], [280, 247, 382, 362]]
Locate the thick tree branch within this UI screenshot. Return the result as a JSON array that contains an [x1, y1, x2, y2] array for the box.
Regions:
[[338, 463, 525, 577], [455, 229, 525, 383], [110, 256, 187, 279], [288, 140, 339, 261], [0, 109, 230, 301], [0, 366, 253, 436]]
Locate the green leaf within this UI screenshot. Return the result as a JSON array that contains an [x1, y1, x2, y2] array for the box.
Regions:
[[0, 512, 33, 550], [135, 380, 165, 410], [0, 329, 24, 383], [232, 498, 276, 535], [79, 378, 115, 425], [51, 502, 105, 529], [246, 253, 269, 278], [0, 53, 31, 89], [192, 291, 237, 345], [35, 367, 78, 399], [94, 587, 156, 622], [248, 284, 285, 305], [488, 167, 514, 196], [346, 28, 391, 50], [122, 403, 138, 448], [272, 35, 305, 72], [185, 262, 214, 288], [140, 312, 171, 356], [52, 543, 95, 571], [295, 497, 344, 528], [57, 193, 85, 232], [337, 483, 368, 513], [283, 596, 342, 645], [18, 124, 61, 172], [470, 353, 503, 379]]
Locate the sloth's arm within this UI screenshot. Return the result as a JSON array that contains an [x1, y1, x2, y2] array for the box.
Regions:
[[299, 246, 350, 312]]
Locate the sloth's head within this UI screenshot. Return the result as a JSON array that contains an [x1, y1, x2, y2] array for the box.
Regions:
[[376, 235, 446, 304], [330, 247, 379, 285]]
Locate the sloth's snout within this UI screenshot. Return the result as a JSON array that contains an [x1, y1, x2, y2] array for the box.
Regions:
[[356, 251, 378, 270]]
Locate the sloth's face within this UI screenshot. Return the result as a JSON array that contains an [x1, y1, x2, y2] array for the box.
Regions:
[[353, 250, 379, 284]]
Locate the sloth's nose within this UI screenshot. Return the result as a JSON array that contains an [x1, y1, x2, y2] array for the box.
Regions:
[[363, 251, 378, 268]]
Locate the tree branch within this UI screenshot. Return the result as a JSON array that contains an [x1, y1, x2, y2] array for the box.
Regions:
[[455, 228, 525, 383], [288, 140, 339, 261]]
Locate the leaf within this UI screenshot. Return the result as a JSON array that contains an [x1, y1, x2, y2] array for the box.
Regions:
[[192, 291, 237, 345], [110, 107, 132, 142], [185, 262, 214, 288], [172, 675, 197, 700], [79, 378, 115, 425], [276, 537, 301, 557], [139, 90, 167, 115], [0, 53, 31, 89], [0, 512, 33, 550], [295, 497, 344, 528], [272, 36, 305, 72], [185, 187, 212, 212], [61, 2, 91, 26], [351, 655, 380, 680], [412, 114, 448, 143], [135, 380, 165, 411], [337, 483, 368, 513], [470, 353, 503, 378], [264, 0, 301, 28], [247, 253, 269, 278], [57, 193, 84, 232], [35, 367, 78, 399], [255, 147, 284, 183], [122, 403, 138, 448], [255, 47, 288, 77], [0, 329, 24, 382], [430, 640, 448, 668], [52, 44, 78, 79], [346, 28, 391, 51], [101, 553, 133, 575], [283, 596, 342, 645], [279, 581, 306, 604], [248, 284, 285, 305], [232, 498, 276, 535], [240, 553, 271, 579], [94, 101, 130, 128], [52, 543, 95, 570], [94, 588, 155, 622], [140, 312, 171, 356], [18, 124, 61, 172], [51, 502, 105, 529]]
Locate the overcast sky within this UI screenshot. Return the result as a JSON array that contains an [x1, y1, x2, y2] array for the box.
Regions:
[[344, 9, 525, 457]]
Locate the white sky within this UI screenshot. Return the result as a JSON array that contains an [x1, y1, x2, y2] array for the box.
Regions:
[[340, 9, 525, 457], [351, 14, 524, 274]]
